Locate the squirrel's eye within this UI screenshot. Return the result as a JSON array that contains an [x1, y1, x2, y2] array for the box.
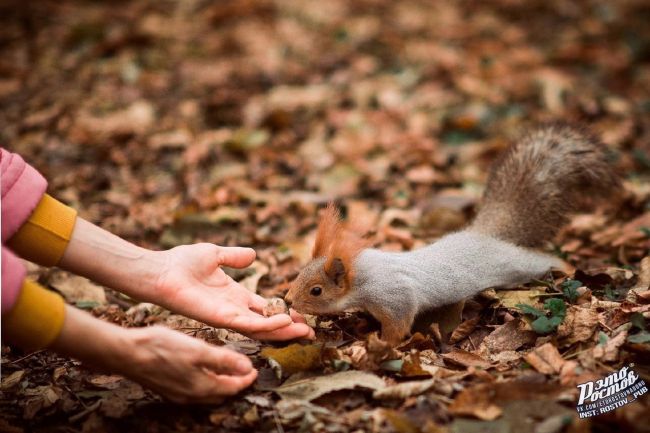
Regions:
[[310, 286, 322, 297]]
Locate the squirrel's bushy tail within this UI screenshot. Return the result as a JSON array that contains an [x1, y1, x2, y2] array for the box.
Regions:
[[470, 122, 620, 248]]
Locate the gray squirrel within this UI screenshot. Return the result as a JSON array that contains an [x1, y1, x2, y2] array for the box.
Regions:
[[284, 123, 620, 344]]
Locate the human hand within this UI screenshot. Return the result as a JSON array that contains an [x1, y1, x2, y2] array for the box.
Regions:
[[52, 306, 257, 403], [121, 326, 257, 403], [154, 244, 314, 341]]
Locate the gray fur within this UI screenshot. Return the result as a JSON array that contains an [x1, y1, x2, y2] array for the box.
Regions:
[[340, 230, 562, 319]]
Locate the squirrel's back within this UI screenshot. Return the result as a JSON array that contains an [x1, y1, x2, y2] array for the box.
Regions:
[[470, 122, 619, 248]]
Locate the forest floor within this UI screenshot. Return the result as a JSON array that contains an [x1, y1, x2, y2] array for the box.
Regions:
[[1, 0, 650, 432]]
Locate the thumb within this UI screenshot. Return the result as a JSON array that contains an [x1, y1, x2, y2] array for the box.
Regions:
[[216, 246, 256, 269]]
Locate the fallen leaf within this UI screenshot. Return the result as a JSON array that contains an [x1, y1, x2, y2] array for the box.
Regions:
[[261, 344, 322, 375], [524, 343, 565, 374], [449, 317, 480, 344], [593, 330, 628, 362], [372, 378, 436, 400], [557, 305, 599, 345], [442, 349, 491, 369], [274, 370, 385, 401], [431, 300, 465, 340], [1, 371, 25, 391], [239, 261, 270, 293], [49, 272, 106, 305], [480, 319, 537, 354], [495, 288, 546, 309], [628, 256, 650, 302]]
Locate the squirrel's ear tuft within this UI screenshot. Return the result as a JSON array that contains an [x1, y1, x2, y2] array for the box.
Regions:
[[325, 257, 346, 286], [326, 230, 369, 290], [313, 203, 341, 258]]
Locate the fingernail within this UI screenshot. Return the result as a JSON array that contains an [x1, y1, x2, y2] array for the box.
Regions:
[[236, 359, 252, 374]]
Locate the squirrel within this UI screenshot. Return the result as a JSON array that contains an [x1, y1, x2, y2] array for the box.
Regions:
[[284, 123, 620, 344]]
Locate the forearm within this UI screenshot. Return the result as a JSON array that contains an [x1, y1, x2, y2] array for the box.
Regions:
[[49, 305, 134, 371], [58, 218, 166, 301]]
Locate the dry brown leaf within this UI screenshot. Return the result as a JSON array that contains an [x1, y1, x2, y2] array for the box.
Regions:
[[495, 288, 546, 309], [1, 371, 25, 391], [479, 319, 537, 354], [400, 351, 432, 378], [557, 305, 599, 345], [49, 272, 106, 305], [239, 261, 270, 293], [260, 344, 322, 375], [274, 370, 385, 401], [559, 360, 580, 386], [489, 350, 521, 365], [628, 256, 650, 302], [432, 300, 465, 340], [593, 330, 628, 362], [372, 378, 436, 400], [449, 385, 503, 421], [449, 317, 480, 344], [442, 349, 491, 369], [524, 343, 566, 374]]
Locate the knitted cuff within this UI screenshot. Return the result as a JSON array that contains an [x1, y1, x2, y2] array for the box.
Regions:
[[2, 279, 66, 351], [8, 194, 77, 267]]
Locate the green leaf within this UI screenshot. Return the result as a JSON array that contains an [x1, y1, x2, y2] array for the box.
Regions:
[[561, 279, 582, 303], [548, 315, 564, 328], [598, 331, 609, 346], [380, 359, 404, 372], [516, 303, 545, 318], [544, 298, 567, 319], [628, 331, 650, 344], [531, 316, 557, 334], [604, 285, 617, 301], [631, 313, 647, 331]]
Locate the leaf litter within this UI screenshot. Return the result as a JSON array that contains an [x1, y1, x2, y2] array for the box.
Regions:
[[1, 0, 650, 432]]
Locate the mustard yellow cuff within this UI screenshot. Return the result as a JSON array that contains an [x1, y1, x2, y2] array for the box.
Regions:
[[2, 279, 66, 351], [8, 194, 77, 267]]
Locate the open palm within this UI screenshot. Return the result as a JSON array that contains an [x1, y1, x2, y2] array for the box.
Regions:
[[154, 243, 314, 340]]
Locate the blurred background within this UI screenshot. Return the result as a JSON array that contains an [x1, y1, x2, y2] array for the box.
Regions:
[[1, 0, 648, 252], [1, 0, 650, 430]]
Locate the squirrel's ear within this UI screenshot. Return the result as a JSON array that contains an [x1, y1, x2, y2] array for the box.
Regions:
[[313, 203, 341, 258], [325, 257, 346, 286]]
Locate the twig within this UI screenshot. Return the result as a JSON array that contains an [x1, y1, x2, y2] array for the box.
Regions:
[[564, 347, 592, 360], [68, 399, 102, 423], [468, 335, 476, 351], [4, 350, 44, 366]]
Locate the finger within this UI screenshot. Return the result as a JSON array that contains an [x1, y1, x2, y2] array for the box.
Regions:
[[228, 312, 292, 333], [212, 369, 258, 396], [249, 294, 269, 313], [289, 309, 307, 324], [200, 346, 253, 376], [248, 323, 315, 341], [193, 369, 258, 403], [217, 247, 256, 269]]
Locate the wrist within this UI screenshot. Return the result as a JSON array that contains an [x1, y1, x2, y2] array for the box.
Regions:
[[118, 248, 169, 302]]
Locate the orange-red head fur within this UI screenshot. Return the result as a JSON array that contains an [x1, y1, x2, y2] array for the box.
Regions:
[[285, 203, 368, 315]]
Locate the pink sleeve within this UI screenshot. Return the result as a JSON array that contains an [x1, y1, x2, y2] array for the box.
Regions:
[[1, 148, 47, 242], [1, 148, 48, 313], [2, 247, 26, 314]]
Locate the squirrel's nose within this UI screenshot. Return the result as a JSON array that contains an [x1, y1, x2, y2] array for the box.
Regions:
[[284, 289, 294, 307]]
